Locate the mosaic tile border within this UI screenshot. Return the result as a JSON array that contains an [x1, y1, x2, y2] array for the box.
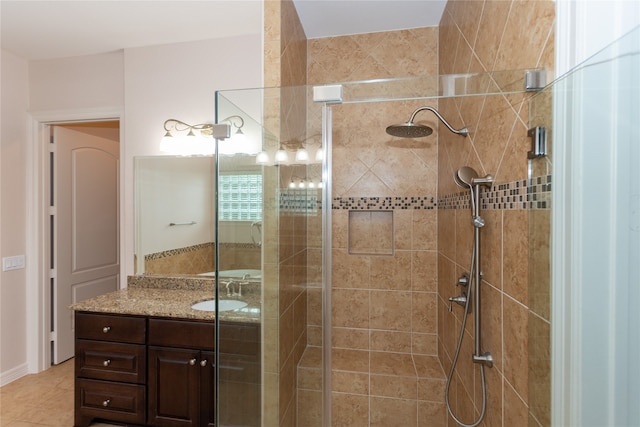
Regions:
[[331, 196, 437, 210], [144, 242, 214, 261], [329, 175, 551, 211]]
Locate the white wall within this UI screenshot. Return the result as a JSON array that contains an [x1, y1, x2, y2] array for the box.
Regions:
[[29, 52, 124, 111], [1, 33, 262, 382], [0, 49, 30, 384]]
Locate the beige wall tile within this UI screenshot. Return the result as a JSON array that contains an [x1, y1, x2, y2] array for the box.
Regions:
[[332, 393, 369, 427], [503, 295, 529, 401], [333, 327, 369, 350], [503, 209, 529, 305], [370, 330, 412, 353], [371, 374, 418, 399], [370, 397, 417, 427], [370, 250, 412, 290], [332, 370, 370, 395], [370, 290, 413, 331], [418, 400, 446, 427], [412, 332, 438, 356], [332, 348, 370, 372], [370, 351, 416, 376], [332, 288, 370, 328], [418, 377, 446, 402]]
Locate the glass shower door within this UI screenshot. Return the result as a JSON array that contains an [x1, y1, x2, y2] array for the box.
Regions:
[[215, 85, 325, 427]]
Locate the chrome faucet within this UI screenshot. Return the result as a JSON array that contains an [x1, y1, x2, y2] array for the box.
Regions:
[[225, 280, 242, 297]]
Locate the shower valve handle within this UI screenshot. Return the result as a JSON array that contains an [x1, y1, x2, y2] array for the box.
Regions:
[[456, 273, 469, 287], [448, 294, 467, 311]]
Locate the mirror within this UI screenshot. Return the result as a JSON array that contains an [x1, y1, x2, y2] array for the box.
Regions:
[[134, 155, 262, 277]]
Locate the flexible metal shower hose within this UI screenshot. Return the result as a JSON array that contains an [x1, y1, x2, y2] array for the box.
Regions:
[[444, 247, 489, 427]]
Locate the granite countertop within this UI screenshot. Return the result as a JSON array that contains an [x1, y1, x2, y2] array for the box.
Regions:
[[69, 275, 261, 323]]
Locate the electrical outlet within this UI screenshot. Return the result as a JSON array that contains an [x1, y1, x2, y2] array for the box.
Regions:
[[2, 255, 25, 271]]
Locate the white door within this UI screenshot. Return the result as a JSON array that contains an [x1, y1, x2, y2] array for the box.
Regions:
[[52, 123, 120, 364]]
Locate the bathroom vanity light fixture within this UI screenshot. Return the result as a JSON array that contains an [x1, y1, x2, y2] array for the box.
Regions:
[[160, 115, 248, 156], [256, 134, 321, 165], [288, 178, 323, 189]]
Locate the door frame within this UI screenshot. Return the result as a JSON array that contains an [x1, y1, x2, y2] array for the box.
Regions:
[[26, 108, 124, 372]]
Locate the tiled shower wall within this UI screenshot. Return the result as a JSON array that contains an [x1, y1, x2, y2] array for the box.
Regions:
[[263, 1, 311, 426], [308, 28, 450, 426], [437, 1, 554, 426]]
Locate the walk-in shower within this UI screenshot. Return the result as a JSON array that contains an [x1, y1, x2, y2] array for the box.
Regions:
[[447, 166, 494, 427], [386, 106, 469, 138]]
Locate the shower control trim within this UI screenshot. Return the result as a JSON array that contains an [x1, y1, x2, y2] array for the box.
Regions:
[[456, 273, 469, 287], [448, 293, 468, 311], [473, 352, 494, 368]]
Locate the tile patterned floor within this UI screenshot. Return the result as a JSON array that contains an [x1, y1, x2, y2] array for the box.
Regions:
[[0, 360, 118, 427]]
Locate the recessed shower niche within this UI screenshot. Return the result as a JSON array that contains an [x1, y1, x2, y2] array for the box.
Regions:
[[348, 210, 394, 255]]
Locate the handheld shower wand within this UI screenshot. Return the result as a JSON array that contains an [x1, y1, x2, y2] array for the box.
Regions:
[[445, 166, 494, 427]]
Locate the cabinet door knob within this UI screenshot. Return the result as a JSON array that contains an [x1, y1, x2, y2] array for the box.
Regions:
[[103, 359, 111, 367], [200, 359, 208, 367], [189, 358, 197, 366], [103, 399, 111, 407], [102, 326, 111, 333]]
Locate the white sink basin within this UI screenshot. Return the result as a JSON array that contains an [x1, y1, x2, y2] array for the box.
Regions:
[[191, 299, 248, 312]]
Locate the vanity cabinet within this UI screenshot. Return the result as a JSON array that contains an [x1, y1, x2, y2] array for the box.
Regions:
[[74, 312, 147, 427], [74, 311, 260, 427], [147, 319, 215, 427]]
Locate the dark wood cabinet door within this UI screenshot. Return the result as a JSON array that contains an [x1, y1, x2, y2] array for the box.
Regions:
[[148, 347, 200, 427], [200, 351, 215, 427]]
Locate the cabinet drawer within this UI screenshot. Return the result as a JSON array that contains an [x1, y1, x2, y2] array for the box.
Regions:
[[76, 378, 145, 425], [76, 312, 146, 344], [148, 318, 215, 349], [76, 340, 146, 383]]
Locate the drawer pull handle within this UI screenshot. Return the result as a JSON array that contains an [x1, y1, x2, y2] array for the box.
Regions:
[[102, 326, 111, 333], [200, 359, 208, 367], [103, 359, 111, 367], [189, 358, 197, 366], [103, 399, 111, 407]]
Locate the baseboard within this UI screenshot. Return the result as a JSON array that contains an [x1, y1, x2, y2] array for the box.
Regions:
[[0, 362, 29, 387]]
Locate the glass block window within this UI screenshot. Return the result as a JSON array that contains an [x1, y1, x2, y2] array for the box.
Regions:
[[218, 173, 262, 221]]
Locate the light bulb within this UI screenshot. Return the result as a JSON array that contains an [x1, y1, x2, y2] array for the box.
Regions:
[[275, 148, 289, 163], [315, 148, 323, 162], [289, 180, 296, 188], [256, 151, 269, 164], [295, 148, 309, 162]]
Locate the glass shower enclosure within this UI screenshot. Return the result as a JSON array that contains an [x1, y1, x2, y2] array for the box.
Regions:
[[214, 69, 546, 426]]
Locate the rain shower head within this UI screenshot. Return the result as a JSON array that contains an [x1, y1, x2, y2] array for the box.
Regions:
[[386, 106, 469, 138], [454, 166, 494, 188], [386, 122, 433, 138]]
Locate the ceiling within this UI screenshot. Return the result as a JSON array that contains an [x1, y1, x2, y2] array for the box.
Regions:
[[0, 0, 446, 61]]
